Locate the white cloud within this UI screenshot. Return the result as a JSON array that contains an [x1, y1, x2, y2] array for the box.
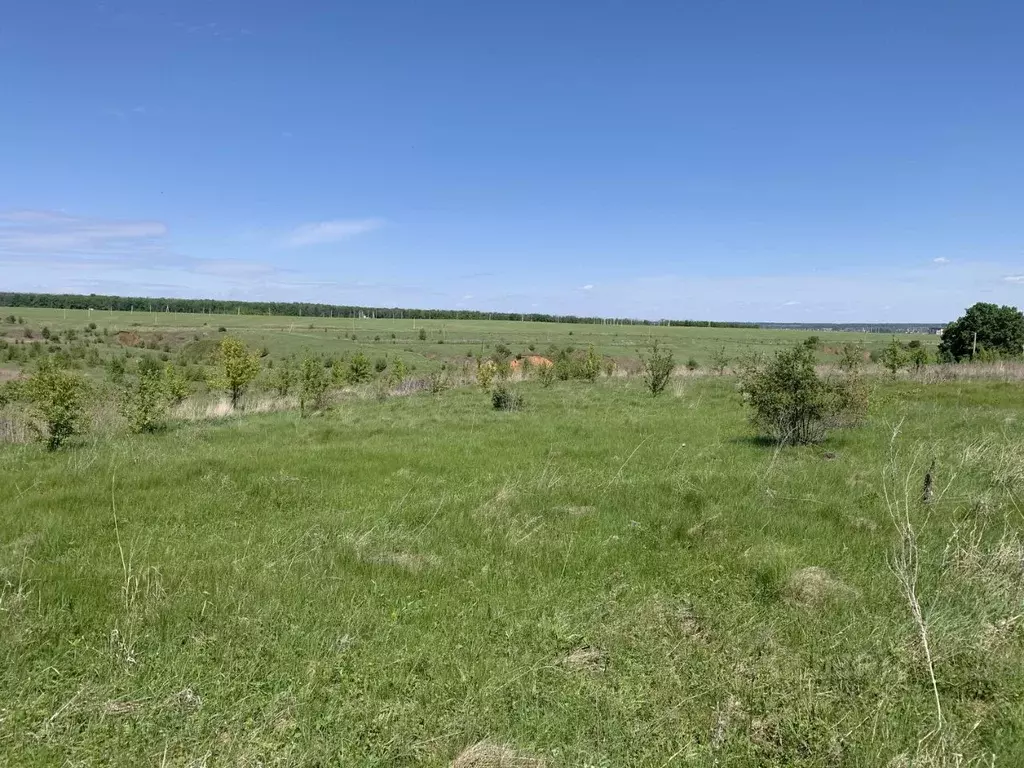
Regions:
[[580, 284, 594, 291], [933, 257, 950, 264], [783, 300, 801, 306], [0, 209, 166, 255], [284, 218, 384, 248], [1004, 275, 1024, 283], [462, 294, 473, 300]]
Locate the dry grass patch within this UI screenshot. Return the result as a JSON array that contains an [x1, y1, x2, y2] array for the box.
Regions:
[[784, 567, 858, 607], [559, 645, 607, 672], [452, 741, 546, 768]]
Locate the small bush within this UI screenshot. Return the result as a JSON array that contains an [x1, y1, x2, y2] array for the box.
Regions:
[[709, 346, 731, 375], [477, 359, 498, 389], [347, 352, 372, 384], [163, 364, 191, 404], [215, 337, 262, 407], [300, 355, 330, 415], [428, 367, 451, 394], [491, 385, 524, 411], [880, 337, 908, 376], [120, 369, 171, 433], [217, 326, 227, 333], [641, 341, 675, 396], [27, 360, 89, 450], [739, 343, 867, 445], [685, 357, 699, 371], [418, 328, 427, 341], [374, 357, 388, 373]]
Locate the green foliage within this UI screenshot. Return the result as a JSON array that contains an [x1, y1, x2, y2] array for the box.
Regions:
[[273, 356, 296, 396], [120, 368, 171, 433], [106, 356, 127, 384], [536, 361, 555, 387], [163, 364, 191, 404], [908, 343, 930, 371], [838, 343, 865, 373], [491, 385, 524, 411], [739, 343, 866, 445], [880, 337, 908, 375], [216, 337, 261, 408], [641, 341, 675, 396], [373, 357, 388, 373], [299, 355, 330, 416], [685, 357, 699, 372], [476, 359, 497, 389], [709, 346, 731, 374], [347, 352, 372, 384], [579, 345, 601, 382], [27, 359, 89, 450], [803, 335, 821, 349], [418, 328, 427, 341], [0, 378, 27, 407], [390, 358, 408, 385], [939, 302, 1024, 362]]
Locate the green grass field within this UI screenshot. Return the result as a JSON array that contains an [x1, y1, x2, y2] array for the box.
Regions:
[[3, 306, 935, 377], [3, 363, 1024, 765]]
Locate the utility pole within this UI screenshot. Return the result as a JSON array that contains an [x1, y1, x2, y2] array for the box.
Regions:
[[972, 331, 978, 357]]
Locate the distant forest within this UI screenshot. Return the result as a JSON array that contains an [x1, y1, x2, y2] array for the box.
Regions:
[[0, 292, 756, 328]]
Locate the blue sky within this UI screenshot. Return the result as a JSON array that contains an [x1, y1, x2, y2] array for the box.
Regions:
[[2, 1, 1022, 321]]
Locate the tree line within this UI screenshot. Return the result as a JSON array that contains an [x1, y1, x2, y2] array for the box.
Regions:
[[0, 292, 756, 328]]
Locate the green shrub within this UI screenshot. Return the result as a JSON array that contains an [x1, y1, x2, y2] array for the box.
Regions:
[[120, 369, 171, 433], [709, 346, 731, 374], [163, 364, 191, 404], [273, 356, 296, 396], [374, 357, 388, 373], [215, 337, 261, 408], [579, 346, 601, 382], [838, 343, 865, 373], [880, 337, 908, 376], [739, 343, 866, 445], [106, 356, 127, 384], [418, 328, 427, 341], [686, 357, 699, 371], [27, 360, 89, 450], [300, 355, 330, 416], [641, 341, 675, 396], [491, 385, 524, 411], [347, 352, 372, 384]]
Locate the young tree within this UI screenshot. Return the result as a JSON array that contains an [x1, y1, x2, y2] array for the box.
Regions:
[[347, 352, 372, 384], [938, 302, 1024, 361], [880, 337, 908, 376], [163, 363, 191, 404], [217, 337, 261, 408], [641, 341, 675, 396], [273, 356, 297, 396], [120, 367, 170, 433], [299, 355, 330, 415], [739, 343, 865, 445], [907, 340, 930, 371], [838, 343, 865, 373], [28, 359, 89, 450], [579, 345, 601, 382], [709, 346, 731, 375]]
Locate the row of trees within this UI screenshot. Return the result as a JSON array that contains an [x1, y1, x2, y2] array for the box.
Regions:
[[0, 292, 755, 329]]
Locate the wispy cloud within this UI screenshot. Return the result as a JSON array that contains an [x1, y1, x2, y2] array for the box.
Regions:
[[933, 257, 951, 264], [783, 300, 801, 306], [283, 218, 384, 248], [0, 209, 166, 256], [1004, 275, 1024, 283], [580, 284, 594, 291]]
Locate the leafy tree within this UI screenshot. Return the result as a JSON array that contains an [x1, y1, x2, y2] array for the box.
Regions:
[[709, 346, 731, 375], [299, 355, 330, 415], [390, 358, 408, 385], [273, 356, 296, 396], [27, 360, 89, 450], [641, 341, 675, 396], [838, 343, 865, 373], [803, 335, 821, 349], [938, 302, 1024, 362], [216, 337, 261, 408], [347, 352, 372, 384], [739, 344, 865, 445], [163, 364, 191, 404], [579, 345, 601, 382], [120, 368, 170, 433], [906, 340, 930, 371], [879, 337, 908, 375], [418, 328, 427, 341]]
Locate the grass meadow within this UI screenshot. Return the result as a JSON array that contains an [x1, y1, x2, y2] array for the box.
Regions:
[[2, 309, 1022, 766]]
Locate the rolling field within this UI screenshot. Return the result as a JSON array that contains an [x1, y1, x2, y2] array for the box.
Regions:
[[3, 366, 1024, 765], [3, 307, 935, 376]]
